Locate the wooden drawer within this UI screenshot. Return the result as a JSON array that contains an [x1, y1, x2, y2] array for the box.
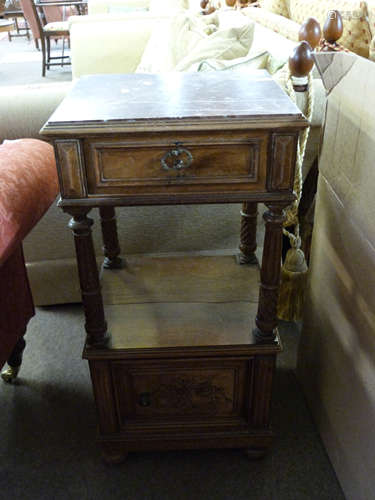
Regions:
[[111, 358, 251, 428], [84, 131, 269, 196]]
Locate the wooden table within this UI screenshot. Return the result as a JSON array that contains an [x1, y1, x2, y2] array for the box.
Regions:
[[0, 19, 15, 33], [41, 72, 308, 463], [2, 11, 30, 41]]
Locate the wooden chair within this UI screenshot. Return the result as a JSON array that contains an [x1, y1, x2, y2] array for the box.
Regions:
[[20, 0, 70, 76]]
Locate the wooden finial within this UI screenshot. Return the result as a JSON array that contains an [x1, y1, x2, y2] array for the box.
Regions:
[[299, 17, 322, 50], [289, 41, 314, 91], [323, 10, 343, 44], [225, 0, 237, 6]]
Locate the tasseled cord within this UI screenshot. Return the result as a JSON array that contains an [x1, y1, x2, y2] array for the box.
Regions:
[[275, 67, 314, 321]]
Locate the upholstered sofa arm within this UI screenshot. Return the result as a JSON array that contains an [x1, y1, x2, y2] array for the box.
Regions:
[[88, 0, 150, 15], [242, 6, 300, 42], [0, 83, 71, 143], [70, 13, 170, 78]]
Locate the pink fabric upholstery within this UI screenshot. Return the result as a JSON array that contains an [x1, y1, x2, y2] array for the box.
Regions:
[[0, 139, 58, 266], [0, 138, 58, 369]]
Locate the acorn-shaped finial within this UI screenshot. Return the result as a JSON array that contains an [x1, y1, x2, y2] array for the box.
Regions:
[[289, 41, 314, 78], [323, 10, 343, 44], [299, 17, 322, 49]]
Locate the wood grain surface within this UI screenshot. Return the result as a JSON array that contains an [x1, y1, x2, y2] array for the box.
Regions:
[[41, 72, 307, 135], [100, 255, 260, 305]]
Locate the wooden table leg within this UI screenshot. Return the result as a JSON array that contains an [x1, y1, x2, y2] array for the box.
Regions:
[[1, 335, 26, 383], [238, 202, 258, 265], [66, 208, 109, 347], [254, 202, 287, 343], [99, 207, 123, 269]]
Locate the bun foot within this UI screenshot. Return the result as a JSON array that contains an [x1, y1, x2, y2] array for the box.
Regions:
[[1, 365, 20, 383], [236, 252, 258, 266], [103, 256, 124, 270], [244, 448, 267, 460], [101, 443, 128, 465]]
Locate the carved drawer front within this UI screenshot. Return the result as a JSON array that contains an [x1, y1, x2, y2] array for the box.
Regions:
[[85, 132, 268, 196], [111, 359, 250, 427]]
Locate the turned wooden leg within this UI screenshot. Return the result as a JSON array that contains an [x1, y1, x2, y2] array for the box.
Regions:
[[66, 208, 109, 347], [99, 206, 123, 269], [238, 202, 258, 265], [1, 335, 26, 383], [254, 203, 287, 343]]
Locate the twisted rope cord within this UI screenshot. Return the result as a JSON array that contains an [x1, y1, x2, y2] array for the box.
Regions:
[[275, 65, 314, 246]]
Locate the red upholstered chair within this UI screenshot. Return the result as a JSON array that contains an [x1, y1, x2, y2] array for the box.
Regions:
[[0, 139, 58, 382]]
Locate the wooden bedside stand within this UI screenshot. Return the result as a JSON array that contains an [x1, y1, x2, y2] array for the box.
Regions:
[[41, 72, 308, 463]]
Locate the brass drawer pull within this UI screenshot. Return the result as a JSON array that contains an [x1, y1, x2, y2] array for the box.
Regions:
[[161, 144, 193, 171]]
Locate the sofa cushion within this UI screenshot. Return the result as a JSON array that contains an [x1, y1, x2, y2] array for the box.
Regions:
[[288, 0, 371, 58], [258, 0, 290, 17], [137, 11, 254, 72], [88, 0, 149, 15], [196, 50, 268, 72], [0, 139, 58, 266], [242, 5, 300, 41], [175, 15, 254, 71]]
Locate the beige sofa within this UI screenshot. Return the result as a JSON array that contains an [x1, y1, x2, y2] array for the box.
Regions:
[[1, 2, 326, 305], [244, 0, 375, 61], [297, 52, 375, 500]]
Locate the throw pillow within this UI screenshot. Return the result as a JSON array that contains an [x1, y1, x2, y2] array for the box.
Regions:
[[258, 0, 290, 18], [288, 0, 371, 58], [135, 17, 176, 72], [174, 17, 255, 71], [197, 50, 268, 72]]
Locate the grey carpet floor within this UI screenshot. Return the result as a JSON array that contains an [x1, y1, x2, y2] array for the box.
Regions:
[[0, 307, 344, 500], [0, 33, 344, 500], [0, 35, 72, 86]]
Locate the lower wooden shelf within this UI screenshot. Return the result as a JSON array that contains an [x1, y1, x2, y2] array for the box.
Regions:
[[83, 255, 281, 462]]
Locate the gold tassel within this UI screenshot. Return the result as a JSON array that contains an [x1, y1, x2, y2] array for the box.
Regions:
[[277, 243, 308, 322]]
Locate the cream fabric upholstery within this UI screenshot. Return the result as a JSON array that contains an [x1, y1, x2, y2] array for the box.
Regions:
[[149, 0, 189, 13], [174, 15, 254, 71], [242, 5, 300, 41], [288, 0, 371, 58], [136, 11, 254, 73], [70, 13, 170, 78], [367, 0, 375, 36], [88, 0, 150, 15], [298, 53, 375, 500], [258, 0, 290, 17], [0, 83, 70, 143], [43, 21, 69, 32]]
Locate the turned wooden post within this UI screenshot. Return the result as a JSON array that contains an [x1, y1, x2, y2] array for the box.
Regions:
[[99, 206, 123, 269], [299, 17, 322, 50], [323, 10, 343, 47], [66, 207, 109, 347], [238, 202, 258, 265], [289, 41, 314, 92], [254, 203, 287, 343]]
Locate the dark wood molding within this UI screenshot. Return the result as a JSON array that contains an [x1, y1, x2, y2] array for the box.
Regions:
[[238, 202, 258, 265], [65, 207, 109, 347]]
